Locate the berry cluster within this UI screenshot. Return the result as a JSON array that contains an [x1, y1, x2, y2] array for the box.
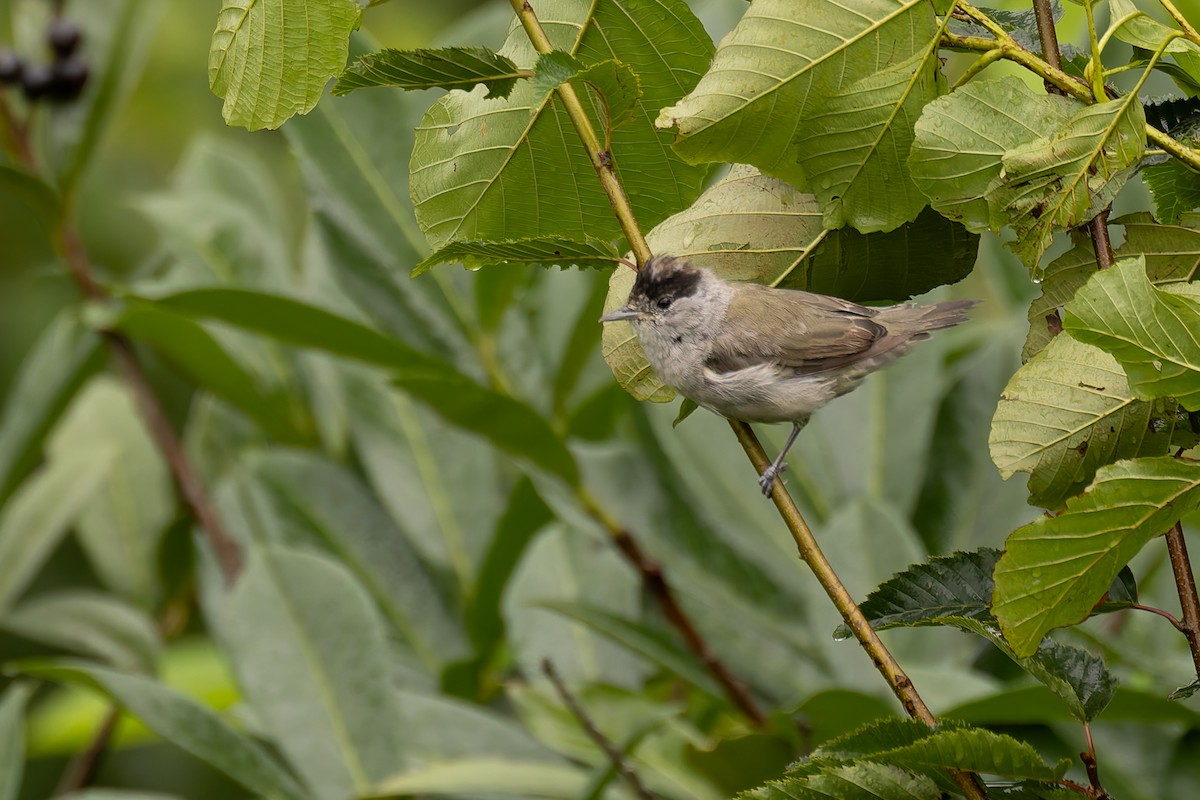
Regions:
[[0, 17, 88, 103]]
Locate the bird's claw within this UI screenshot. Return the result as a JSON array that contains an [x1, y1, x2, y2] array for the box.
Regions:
[[758, 462, 787, 497]]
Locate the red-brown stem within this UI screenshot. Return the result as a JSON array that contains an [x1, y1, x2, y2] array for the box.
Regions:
[[53, 707, 120, 796], [1, 110, 243, 583], [604, 517, 768, 728], [1089, 210, 1115, 270], [542, 658, 654, 800], [103, 332, 243, 579], [1165, 522, 1200, 683]]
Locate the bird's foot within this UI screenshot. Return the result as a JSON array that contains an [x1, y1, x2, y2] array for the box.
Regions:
[[758, 462, 787, 497]]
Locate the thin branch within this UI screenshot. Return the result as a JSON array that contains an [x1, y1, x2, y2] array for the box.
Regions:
[[1089, 210, 1116, 269], [1165, 521, 1200, 684], [542, 658, 655, 800], [1031, 0, 1065, 94], [1130, 602, 1184, 630], [507, 0, 650, 266], [1159, 0, 1200, 46], [727, 422, 988, 800], [0, 93, 35, 166], [1, 113, 243, 583], [579, 490, 768, 728], [53, 707, 120, 796], [1081, 0, 1107, 102]]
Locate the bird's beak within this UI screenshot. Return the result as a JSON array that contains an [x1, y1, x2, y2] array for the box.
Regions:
[[599, 305, 639, 323]]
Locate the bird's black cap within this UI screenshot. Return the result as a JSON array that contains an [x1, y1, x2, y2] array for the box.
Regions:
[[631, 255, 702, 305]]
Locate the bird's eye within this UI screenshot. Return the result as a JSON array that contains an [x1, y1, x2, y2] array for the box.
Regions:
[[657, 296, 673, 309]]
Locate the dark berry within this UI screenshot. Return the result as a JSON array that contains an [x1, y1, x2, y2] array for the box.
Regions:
[[21, 62, 54, 101], [48, 18, 82, 58], [48, 55, 88, 101], [0, 50, 22, 85]]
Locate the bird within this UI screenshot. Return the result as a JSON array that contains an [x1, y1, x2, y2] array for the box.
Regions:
[[600, 255, 976, 496]]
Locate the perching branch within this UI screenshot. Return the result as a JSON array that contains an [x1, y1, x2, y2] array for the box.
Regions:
[[502, 4, 988, 797]]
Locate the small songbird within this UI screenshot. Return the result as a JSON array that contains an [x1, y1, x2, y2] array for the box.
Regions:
[[600, 255, 976, 496]]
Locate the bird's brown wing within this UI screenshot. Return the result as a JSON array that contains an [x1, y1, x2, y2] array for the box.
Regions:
[[705, 285, 887, 375]]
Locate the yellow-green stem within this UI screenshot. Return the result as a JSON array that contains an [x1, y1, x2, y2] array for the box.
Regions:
[[1083, 0, 1107, 102], [506, 0, 651, 265], [1159, 0, 1200, 46], [942, 27, 1200, 173], [729, 422, 987, 800]]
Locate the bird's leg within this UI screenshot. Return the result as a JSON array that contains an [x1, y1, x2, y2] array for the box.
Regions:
[[758, 421, 805, 497]]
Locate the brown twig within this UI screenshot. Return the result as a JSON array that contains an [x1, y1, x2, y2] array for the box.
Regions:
[[1080, 723, 1109, 799], [1089, 211, 1116, 270], [2, 92, 243, 582], [579, 491, 768, 727], [542, 658, 655, 800], [1031, 0, 1064, 91], [1165, 521, 1200, 684], [53, 707, 120, 796]]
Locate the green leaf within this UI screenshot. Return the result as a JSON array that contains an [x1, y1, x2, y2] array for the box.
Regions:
[[986, 96, 1146, 270], [994, 456, 1200, 657], [0, 446, 117, 613], [370, 759, 594, 799], [209, 0, 363, 130], [465, 477, 552, 656], [114, 301, 305, 443], [392, 370, 580, 486], [1064, 256, 1200, 410], [532, 52, 641, 130], [0, 164, 60, 232], [1143, 159, 1200, 225], [282, 54, 470, 357], [45, 378, 174, 607], [143, 288, 436, 371], [0, 311, 102, 502], [657, 0, 945, 232], [990, 334, 1187, 509], [673, 398, 698, 427], [410, 0, 711, 250], [747, 762, 940, 800], [802, 719, 1066, 782], [910, 77, 1080, 233], [341, 371, 504, 594], [1024, 213, 1200, 360], [844, 548, 1118, 721], [0, 684, 33, 800], [217, 450, 469, 670], [537, 600, 726, 700], [413, 236, 619, 276], [1, 590, 161, 674], [1109, 0, 1200, 93], [12, 660, 308, 800], [334, 47, 525, 98], [58, 792, 184, 800], [601, 166, 978, 402], [222, 547, 407, 799]]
